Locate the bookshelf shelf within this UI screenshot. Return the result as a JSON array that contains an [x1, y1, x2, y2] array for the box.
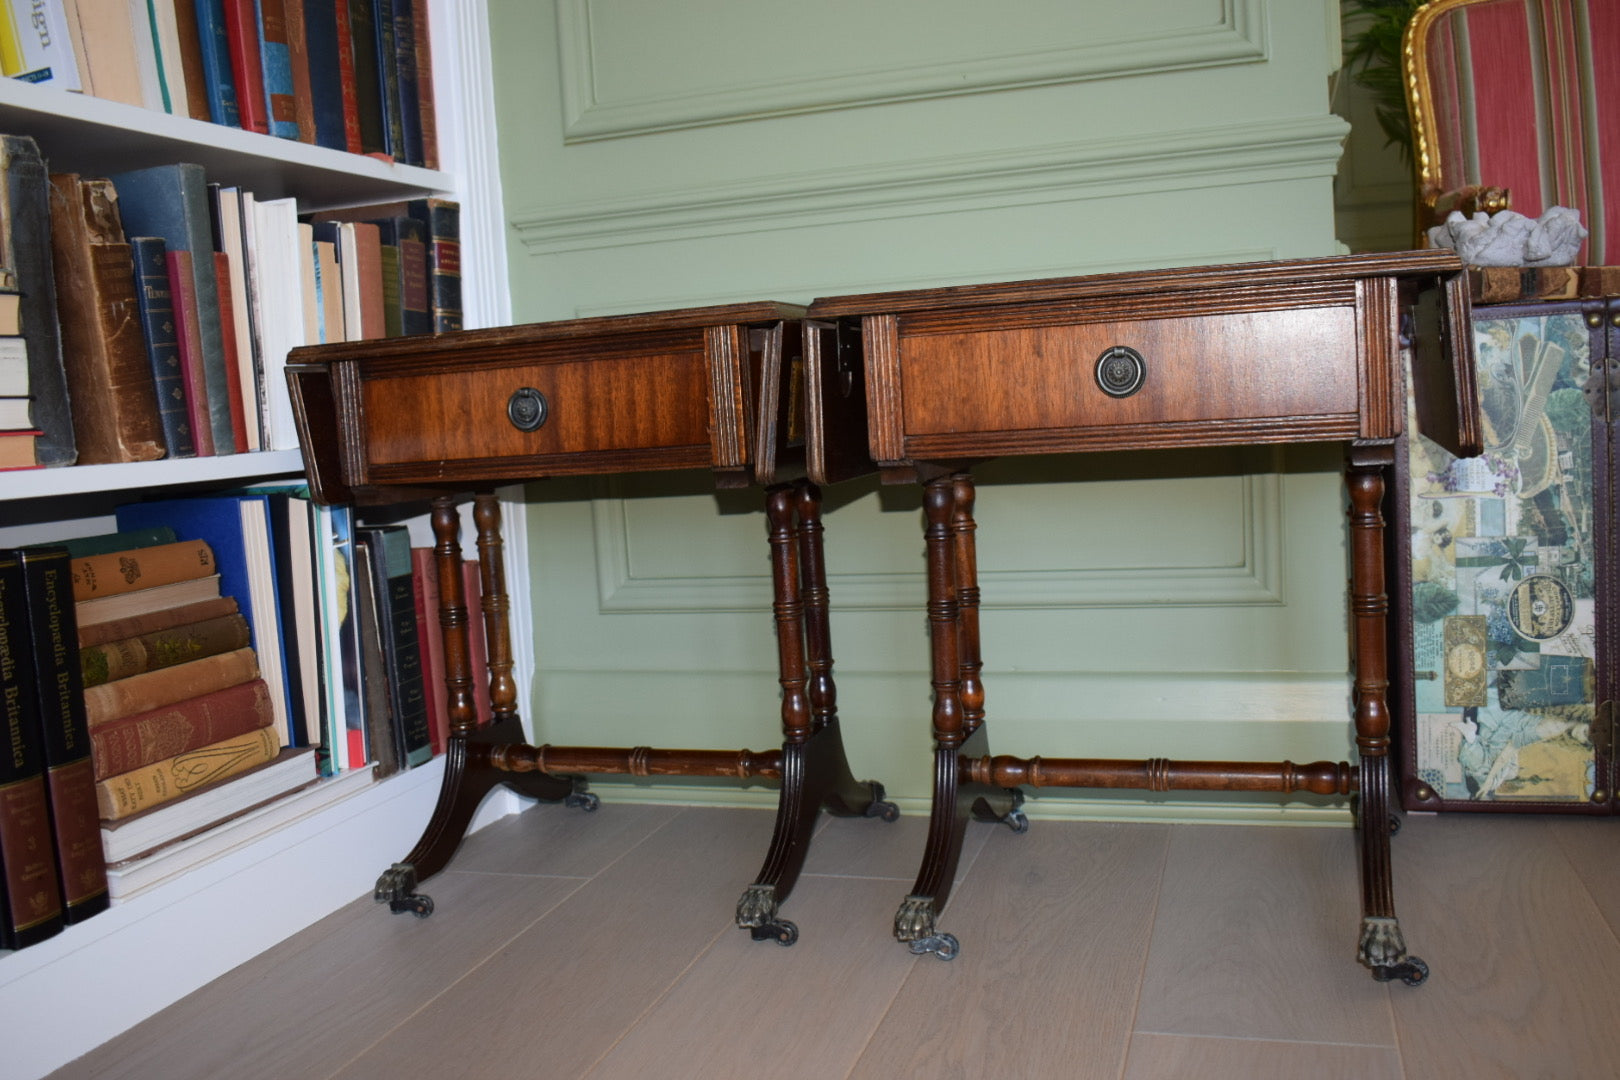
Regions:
[[0, 449, 307, 502], [0, 80, 451, 209]]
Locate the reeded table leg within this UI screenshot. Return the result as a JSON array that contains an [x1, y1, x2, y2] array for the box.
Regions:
[[895, 473, 1023, 960], [1347, 446, 1428, 986], [737, 480, 898, 945], [375, 494, 583, 918]]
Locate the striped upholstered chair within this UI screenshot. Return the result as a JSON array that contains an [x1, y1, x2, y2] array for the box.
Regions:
[[1403, 0, 1618, 264]]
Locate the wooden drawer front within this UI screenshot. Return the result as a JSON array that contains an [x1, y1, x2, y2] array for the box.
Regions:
[[898, 306, 1360, 443], [358, 350, 713, 472]]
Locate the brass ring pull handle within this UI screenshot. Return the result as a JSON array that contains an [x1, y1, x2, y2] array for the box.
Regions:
[[507, 387, 549, 431], [1095, 346, 1146, 398]]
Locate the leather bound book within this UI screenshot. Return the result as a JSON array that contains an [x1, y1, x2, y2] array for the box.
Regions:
[[213, 252, 251, 453], [410, 0, 436, 169], [75, 575, 223, 629], [191, 0, 243, 126], [68, 538, 217, 602], [345, 0, 387, 156], [410, 198, 459, 332], [219, 0, 268, 133], [0, 552, 65, 948], [255, 0, 300, 139], [96, 723, 279, 820], [1, 136, 75, 466], [166, 248, 217, 456], [386, 0, 421, 165], [281, 0, 316, 142], [372, 0, 403, 161], [9, 547, 109, 924], [174, 0, 218, 122], [88, 677, 274, 781], [359, 526, 430, 768], [110, 163, 236, 455], [83, 646, 260, 727], [46, 175, 168, 464], [129, 237, 197, 458], [80, 611, 252, 687], [409, 546, 447, 756], [302, 0, 350, 150], [77, 595, 240, 649]]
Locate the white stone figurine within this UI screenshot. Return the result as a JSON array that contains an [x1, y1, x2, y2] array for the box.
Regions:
[[1427, 205, 1588, 266]]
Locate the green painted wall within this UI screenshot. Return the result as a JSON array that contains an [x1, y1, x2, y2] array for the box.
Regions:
[[487, 0, 1364, 822]]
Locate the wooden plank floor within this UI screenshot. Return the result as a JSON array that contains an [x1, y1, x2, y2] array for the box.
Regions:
[[46, 803, 1620, 1080]]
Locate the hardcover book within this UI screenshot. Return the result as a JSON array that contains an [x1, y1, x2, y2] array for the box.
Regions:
[[255, 0, 300, 139], [96, 724, 280, 820], [166, 248, 216, 456], [46, 174, 168, 464], [1, 136, 75, 466], [359, 525, 430, 768], [89, 676, 274, 781], [68, 538, 216, 603], [77, 594, 240, 649], [0, 551, 66, 948], [80, 610, 251, 686], [8, 547, 110, 923], [191, 0, 243, 127], [109, 163, 237, 453], [83, 646, 260, 727], [75, 574, 224, 630], [129, 236, 197, 457]]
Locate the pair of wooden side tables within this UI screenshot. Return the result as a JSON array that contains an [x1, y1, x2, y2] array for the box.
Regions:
[[286, 250, 1479, 986]]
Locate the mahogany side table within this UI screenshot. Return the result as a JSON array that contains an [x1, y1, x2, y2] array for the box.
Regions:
[[806, 251, 1481, 982], [285, 303, 893, 945]]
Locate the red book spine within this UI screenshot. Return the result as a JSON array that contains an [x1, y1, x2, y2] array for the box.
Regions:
[[89, 679, 275, 781], [461, 559, 492, 726], [213, 253, 250, 453], [221, 0, 270, 134], [410, 547, 447, 755], [334, 0, 363, 154], [165, 251, 216, 457]]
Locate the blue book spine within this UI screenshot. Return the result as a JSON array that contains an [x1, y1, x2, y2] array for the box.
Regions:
[[255, 0, 300, 140], [128, 238, 198, 458], [301, 0, 347, 150], [193, 0, 243, 127], [389, 0, 422, 166]]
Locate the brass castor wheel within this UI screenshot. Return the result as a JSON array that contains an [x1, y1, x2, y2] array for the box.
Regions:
[[565, 790, 600, 812], [750, 920, 799, 946], [908, 932, 960, 961], [390, 894, 434, 918], [1372, 956, 1430, 986]]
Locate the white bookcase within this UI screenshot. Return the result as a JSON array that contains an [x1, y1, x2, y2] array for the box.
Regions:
[[0, 5, 533, 1076]]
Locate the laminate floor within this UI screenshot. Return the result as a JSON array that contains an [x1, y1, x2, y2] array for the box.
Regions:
[[47, 803, 1620, 1080]]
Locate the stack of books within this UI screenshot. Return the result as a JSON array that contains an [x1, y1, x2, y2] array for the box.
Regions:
[[0, 270, 39, 470], [0, 132, 461, 469], [1, 0, 440, 169], [64, 525, 319, 900]]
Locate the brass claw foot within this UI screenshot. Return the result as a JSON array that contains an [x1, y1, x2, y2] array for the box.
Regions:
[[375, 862, 434, 918], [895, 894, 958, 959], [736, 884, 799, 946], [1359, 915, 1428, 986]]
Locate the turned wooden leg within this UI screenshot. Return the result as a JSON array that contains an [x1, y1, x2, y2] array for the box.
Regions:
[[738, 481, 897, 945], [374, 493, 578, 918], [1347, 447, 1428, 985], [895, 473, 1020, 960]]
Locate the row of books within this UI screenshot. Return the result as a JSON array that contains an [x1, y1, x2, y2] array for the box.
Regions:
[[0, 132, 461, 470], [0, 0, 439, 168], [0, 492, 479, 938]]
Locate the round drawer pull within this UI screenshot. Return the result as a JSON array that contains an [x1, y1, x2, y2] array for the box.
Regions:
[[507, 387, 549, 431], [1095, 346, 1146, 398]]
